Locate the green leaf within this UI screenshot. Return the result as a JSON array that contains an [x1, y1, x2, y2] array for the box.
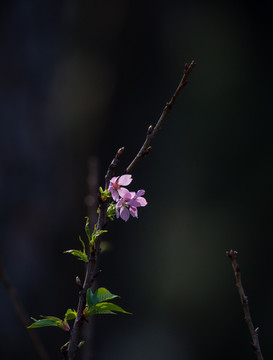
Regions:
[[78, 341, 85, 348], [87, 302, 131, 316], [91, 228, 107, 246], [28, 316, 62, 329], [92, 287, 119, 305], [85, 216, 91, 241], [63, 249, 88, 263], [96, 302, 131, 314], [107, 202, 116, 221], [85, 287, 131, 318], [99, 187, 111, 201], [65, 309, 77, 321], [28, 315, 71, 331], [86, 288, 93, 308], [79, 236, 86, 253], [86, 287, 118, 308], [64, 235, 88, 262]]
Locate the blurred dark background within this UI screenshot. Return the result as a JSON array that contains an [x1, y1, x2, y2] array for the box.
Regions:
[[1, 1, 273, 359]]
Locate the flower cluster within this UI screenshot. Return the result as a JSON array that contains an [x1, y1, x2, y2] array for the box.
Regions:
[[108, 175, 147, 221]]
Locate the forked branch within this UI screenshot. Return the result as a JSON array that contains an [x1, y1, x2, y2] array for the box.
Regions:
[[66, 61, 196, 359]]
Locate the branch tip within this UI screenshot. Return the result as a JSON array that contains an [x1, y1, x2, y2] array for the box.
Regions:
[[125, 60, 195, 174], [117, 147, 125, 158], [226, 249, 238, 259]]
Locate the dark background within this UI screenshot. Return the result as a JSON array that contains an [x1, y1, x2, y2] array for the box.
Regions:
[[1, 1, 273, 359]]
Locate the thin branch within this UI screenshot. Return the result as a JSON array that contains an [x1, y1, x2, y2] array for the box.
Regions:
[[226, 250, 264, 360], [66, 61, 196, 359], [66, 148, 124, 360], [126, 60, 196, 174], [83, 157, 99, 360], [0, 261, 49, 360]]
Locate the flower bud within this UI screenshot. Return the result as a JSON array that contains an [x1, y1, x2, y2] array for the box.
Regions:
[[147, 125, 153, 134], [76, 276, 82, 289], [61, 321, 70, 332]]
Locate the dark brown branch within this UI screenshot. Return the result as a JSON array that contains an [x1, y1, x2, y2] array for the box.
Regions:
[[0, 261, 49, 360], [67, 148, 124, 360], [226, 250, 264, 360], [66, 61, 196, 358], [126, 60, 196, 174], [83, 157, 99, 360]]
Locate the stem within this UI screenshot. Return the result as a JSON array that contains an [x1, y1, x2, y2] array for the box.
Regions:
[[126, 60, 196, 174], [82, 157, 99, 360], [226, 250, 264, 360], [66, 61, 196, 358], [66, 148, 124, 359]]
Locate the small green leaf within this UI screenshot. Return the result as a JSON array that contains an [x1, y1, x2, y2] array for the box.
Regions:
[[99, 187, 111, 201], [86, 287, 118, 308], [92, 288, 119, 305], [28, 315, 71, 331], [63, 249, 88, 263], [88, 302, 131, 316], [64, 234, 88, 262], [28, 316, 62, 329], [84, 287, 131, 318], [79, 236, 86, 253], [78, 341, 85, 348], [91, 228, 107, 246], [85, 217, 91, 241], [96, 302, 131, 314], [107, 202, 116, 221], [86, 288, 94, 308], [65, 309, 77, 321]]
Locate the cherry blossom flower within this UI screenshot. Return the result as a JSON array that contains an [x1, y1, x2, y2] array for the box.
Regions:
[[116, 188, 147, 221], [108, 175, 132, 202]]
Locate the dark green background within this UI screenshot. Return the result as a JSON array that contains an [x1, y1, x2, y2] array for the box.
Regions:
[[1, 1, 272, 359]]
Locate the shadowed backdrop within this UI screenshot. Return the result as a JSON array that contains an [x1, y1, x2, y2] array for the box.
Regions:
[[1, 1, 273, 359]]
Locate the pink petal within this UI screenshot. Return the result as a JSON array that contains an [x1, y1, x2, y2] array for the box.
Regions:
[[136, 190, 145, 197], [111, 189, 119, 202], [119, 187, 131, 200], [116, 206, 120, 218], [136, 197, 147, 207], [118, 174, 132, 186], [128, 196, 147, 207], [116, 198, 123, 207], [129, 206, 138, 218], [128, 199, 141, 207], [120, 207, 130, 221], [110, 176, 118, 184]]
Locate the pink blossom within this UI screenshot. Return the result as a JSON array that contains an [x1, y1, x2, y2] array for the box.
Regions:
[[116, 188, 147, 221], [108, 175, 132, 202]]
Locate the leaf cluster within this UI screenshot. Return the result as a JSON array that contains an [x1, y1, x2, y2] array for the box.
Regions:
[[84, 287, 131, 317], [64, 217, 107, 261]]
